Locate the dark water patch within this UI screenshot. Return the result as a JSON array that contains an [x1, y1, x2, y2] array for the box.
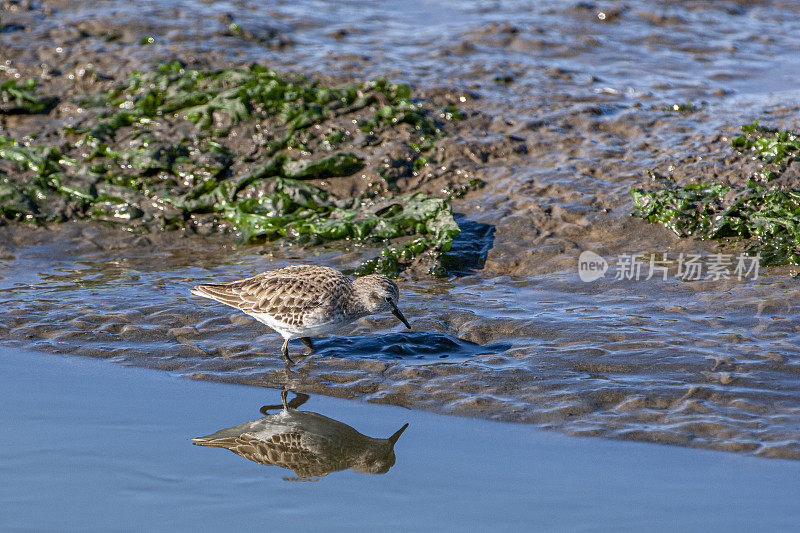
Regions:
[[309, 331, 511, 362], [440, 214, 495, 275]]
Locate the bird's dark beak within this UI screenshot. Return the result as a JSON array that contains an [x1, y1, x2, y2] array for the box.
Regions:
[[392, 304, 411, 329], [388, 423, 409, 445]]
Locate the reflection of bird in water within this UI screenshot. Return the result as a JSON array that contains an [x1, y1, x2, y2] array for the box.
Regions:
[[192, 390, 408, 480]]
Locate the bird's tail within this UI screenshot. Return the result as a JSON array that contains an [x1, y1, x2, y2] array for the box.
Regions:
[[189, 282, 245, 309]]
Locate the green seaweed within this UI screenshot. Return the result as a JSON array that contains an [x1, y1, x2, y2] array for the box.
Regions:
[[0, 63, 471, 276], [282, 153, 363, 179], [0, 173, 39, 221], [0, 136, 68, 178], [730, 120, 799, 174], [90, 63, 429, 135], [0, 78, 58, 114], [631, 123, 800, 266], [214, 178, 460, 276]]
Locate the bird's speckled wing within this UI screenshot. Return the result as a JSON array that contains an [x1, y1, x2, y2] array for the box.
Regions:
[[190, 265, 350, 328], [193, 432, 340, 478]]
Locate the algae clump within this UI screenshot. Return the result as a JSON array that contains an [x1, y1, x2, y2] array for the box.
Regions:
[[0, 64, 470, 276], [631, 121, 800, 266], [0, 78, 58, 114]]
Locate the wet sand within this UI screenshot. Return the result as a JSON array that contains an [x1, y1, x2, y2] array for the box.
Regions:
[[3, 346, 800, 531], [2, 0, 800, 459]]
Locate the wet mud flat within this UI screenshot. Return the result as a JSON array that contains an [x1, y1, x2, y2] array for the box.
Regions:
[[2, 0, 800, 460]]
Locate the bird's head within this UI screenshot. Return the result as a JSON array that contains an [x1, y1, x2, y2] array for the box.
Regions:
[[353, 275, 411, 329]]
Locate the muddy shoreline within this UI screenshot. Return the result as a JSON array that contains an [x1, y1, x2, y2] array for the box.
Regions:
[[2, 0, 800, 459]]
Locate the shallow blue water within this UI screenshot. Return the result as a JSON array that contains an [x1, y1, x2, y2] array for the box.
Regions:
[[2, 347, 800, 531]]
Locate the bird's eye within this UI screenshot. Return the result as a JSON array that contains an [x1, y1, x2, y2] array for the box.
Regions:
[[384, 296, 392, 303]]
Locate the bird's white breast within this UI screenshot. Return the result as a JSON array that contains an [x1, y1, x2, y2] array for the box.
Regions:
[[248, 311, 347, 339]]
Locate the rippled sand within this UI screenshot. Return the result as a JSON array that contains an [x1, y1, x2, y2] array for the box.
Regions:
[[2, 0, 800, 459]]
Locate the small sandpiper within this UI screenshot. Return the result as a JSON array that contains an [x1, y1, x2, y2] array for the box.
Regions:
[[190, 265, 411, 364], [191, 390, 408, 479]]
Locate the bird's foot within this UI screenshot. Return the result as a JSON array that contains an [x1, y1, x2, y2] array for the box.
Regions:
[[300, 337, 315, 356]]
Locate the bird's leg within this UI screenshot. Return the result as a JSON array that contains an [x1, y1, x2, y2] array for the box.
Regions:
[[281, 339, 294, 365], [287, 392, 310, 410], [300, 337, 315, 355], [262, 389, 310, 414], [280, 386, 289, 410], [261, 392, 286, 415]]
